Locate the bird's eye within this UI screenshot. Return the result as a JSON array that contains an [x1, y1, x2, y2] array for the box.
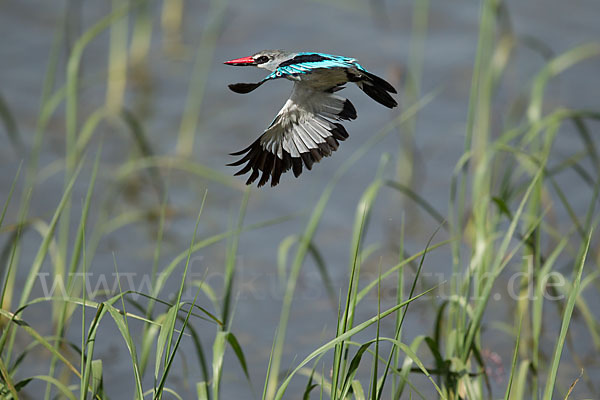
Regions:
[[255, 56, 269, 64]]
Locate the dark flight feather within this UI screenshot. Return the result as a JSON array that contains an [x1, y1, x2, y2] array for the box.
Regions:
[[228, 82, 264, 94]]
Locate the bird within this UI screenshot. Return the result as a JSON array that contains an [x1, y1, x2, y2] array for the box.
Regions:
[[225, 50, 398, 187]]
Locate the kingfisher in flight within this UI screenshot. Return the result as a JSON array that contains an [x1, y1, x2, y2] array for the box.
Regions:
[[225, 50, 398, 187]]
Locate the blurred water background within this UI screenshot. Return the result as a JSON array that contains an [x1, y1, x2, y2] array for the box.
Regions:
[[1, 0, 599, 398]]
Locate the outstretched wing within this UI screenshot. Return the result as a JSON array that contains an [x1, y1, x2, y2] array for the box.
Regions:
[[228, 72, 280, 94], [228, 85, 357, 187], [275, 52, 361, 76]]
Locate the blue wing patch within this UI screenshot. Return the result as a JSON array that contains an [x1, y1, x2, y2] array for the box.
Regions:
[[273, 52, 368, 78]]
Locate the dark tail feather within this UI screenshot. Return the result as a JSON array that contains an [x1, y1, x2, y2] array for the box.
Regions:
[[360, 82, 398, 109], [228, 81, 264, 94], [352, 70, 398, 108], [362, 70, 397, 94]]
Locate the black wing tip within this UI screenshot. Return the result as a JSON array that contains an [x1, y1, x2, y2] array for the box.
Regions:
[[351, 70, 398, 107], [331, 123, 349, 140], [228, 141, 291, 188], [385, 82, 398, 94], [363, 70, 398, 94], [228, 82, 262, 94], [361, 83, 398, 109], [338, 99, 357, 120]]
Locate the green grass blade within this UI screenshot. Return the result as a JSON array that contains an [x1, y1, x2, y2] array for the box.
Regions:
[[542, 231, 593, 400], [90, 359, 103, 398], [0, 93, 22, 152], [393, 335, 427, 399], [112, 252, 144, 399], [503, 314, 523, 400], [197, 381, 209, 400], [261, 330, 278, 400], [339, 341, 372, 398], [18, 160, 84, 307], [0, 355, 18, 398], [29, 375, 77, 400], [211, 330, 227, 400], [0, 163, 24, 310], [528, 43, 600, 122], [155, 306, 179, 388], [106, 0, 128, 112], [80, 304, 108, 400], [0, 160, 22, 232], [222, 189, 249, 327], [106, 303, 144, 399], [225, 332, 251, 383]]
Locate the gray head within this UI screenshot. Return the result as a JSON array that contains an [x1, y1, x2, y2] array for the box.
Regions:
[[224, 50, 294, 72]]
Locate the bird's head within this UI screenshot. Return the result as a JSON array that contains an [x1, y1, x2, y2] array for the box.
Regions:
[[224, 50, 292, 71]]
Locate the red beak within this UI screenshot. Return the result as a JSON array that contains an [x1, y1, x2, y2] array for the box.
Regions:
[[224, 56, 256, 66]]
